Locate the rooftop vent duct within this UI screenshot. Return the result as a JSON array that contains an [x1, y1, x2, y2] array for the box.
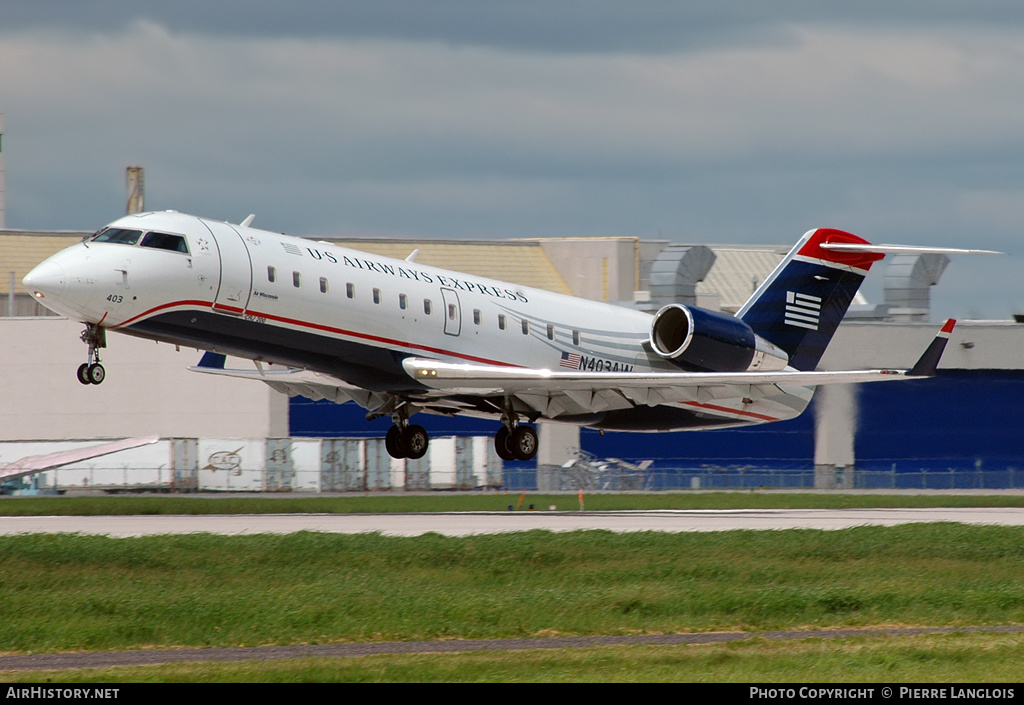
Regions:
[[883, 253, 950, 321], [648, 245, 715, 307]]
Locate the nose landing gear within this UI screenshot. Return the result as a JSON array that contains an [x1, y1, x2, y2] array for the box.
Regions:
[[77, 324, 107, 385]]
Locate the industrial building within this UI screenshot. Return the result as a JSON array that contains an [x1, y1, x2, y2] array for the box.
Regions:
[[2, 164, 1022, 491]]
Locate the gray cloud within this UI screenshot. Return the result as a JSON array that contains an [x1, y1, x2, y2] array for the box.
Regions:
[[1, 9, 1022, 318], [7, 1, 1024, 52]]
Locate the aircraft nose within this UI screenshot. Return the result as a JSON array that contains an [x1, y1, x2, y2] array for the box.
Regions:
[[23, 258, 67, 301]]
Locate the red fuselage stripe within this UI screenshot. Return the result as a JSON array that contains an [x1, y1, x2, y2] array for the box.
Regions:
[[683, 401, 780, 422]]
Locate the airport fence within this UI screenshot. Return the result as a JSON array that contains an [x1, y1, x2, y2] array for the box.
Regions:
[[513, 462, 1024, 492], [3, 438, 1020, 493]]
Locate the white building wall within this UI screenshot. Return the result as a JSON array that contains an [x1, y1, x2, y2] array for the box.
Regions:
[[820, 320, 1024, 371], [1, 317, 288, 441], [0, 112, 5, 229], [539, 238, 637, 302]]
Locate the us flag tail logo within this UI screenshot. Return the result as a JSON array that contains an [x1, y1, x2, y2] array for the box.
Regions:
[[559, 351, 581, 369], [785, 291, 822, 330]]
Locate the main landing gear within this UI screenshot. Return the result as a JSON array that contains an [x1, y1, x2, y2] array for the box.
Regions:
[[379, 398, 430, 459], [377, 396, 539, 462], [494, 425, 538, 461], [77, 324, 107, 385], [385, 423, 430, 460], [494, 399, 538, 461]]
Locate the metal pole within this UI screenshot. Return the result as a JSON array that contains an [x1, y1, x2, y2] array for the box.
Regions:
[[8, 270, 15, 317]]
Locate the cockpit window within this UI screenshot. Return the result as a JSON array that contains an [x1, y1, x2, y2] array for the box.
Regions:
[[91, 228, 142, 245], [140, 231, 189, 254]]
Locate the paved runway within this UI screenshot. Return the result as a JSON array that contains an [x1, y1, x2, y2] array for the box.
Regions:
[[2, 507, 1024, 537]]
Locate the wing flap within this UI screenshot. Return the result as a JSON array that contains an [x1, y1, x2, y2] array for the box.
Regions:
[[402, 357, 916, 396]]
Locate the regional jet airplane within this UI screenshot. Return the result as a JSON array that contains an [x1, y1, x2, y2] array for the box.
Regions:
[[22, 211, 987, 461]]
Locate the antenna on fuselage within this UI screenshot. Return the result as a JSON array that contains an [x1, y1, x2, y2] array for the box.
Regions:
[[240, 214, 255, 228], [405, 249, 420, 263]]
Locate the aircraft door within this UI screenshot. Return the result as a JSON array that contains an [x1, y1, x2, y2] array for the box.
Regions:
[[440, 287, 461, 336], [204, 220, 253, 315]]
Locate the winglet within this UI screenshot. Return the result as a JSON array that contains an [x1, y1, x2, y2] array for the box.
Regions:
[[907, 319, 955, 377]]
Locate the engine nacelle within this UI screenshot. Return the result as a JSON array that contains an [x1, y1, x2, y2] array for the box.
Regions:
[[649, 304, 789, 372]]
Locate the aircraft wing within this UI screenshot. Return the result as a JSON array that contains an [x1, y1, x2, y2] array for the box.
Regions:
[[187, 352, 387, 408], [0, 436, 162, 484], [188, 322, 953, 420], [401, 320, 956, 417]]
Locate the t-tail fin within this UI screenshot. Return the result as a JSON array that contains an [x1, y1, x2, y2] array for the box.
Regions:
[[736, 228, 884, 371]]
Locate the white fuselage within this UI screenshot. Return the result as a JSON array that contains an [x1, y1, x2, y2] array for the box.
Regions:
[[24, 211, 812, 431]]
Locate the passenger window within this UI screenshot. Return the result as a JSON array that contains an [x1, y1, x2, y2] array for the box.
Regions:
[[573, 330, 581, 346], [293, 271, 301, 288], [268, 266, 277, 283], [319, 277, 328, 294], [448, 303, 457, 320], [473, 309, 481, 325], [346, 283, 355, 299], [424, 299, 432, 315], [91, 228, 142, 245], [399, 294, 408, 310], [521, 319, 529, 335], [547, 324, 554, 340], [373, 288, 382, 304], [498, 315, 506, 331], [140, 231, 189, 253]]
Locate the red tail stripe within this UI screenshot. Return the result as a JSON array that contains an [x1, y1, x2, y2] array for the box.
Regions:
[[798, 229, 885, 270]]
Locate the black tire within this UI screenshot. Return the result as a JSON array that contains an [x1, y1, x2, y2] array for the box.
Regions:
[[494, 426, 516, 461], [511, 425, 538, 461], [77, 363, 92, 385], [385, 425, 406, 459], [404, 425, 429, 460], [87, 363, 106, 385]]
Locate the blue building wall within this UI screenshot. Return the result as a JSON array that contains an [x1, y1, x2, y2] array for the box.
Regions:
[[853, 371, 1024, 473], [289, 370, 1024, 475]]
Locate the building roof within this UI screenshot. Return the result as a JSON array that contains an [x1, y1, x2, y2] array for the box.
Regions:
[[698, 247, 786, 312]]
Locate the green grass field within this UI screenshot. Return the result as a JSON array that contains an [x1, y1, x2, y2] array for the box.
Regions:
[[1, 526, 1023, 649], [2, 491, 1024, 515], [3, 495, 1023, 682]]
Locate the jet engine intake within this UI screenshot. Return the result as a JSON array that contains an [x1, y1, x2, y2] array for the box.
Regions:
[[649, 304, 788, 372]]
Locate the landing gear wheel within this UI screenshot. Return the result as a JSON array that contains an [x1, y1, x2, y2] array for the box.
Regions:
[[404, 425, 429, 460], [510, 425, 538, 461], [385, 425, 407, 459], [86, 363, 106, 385], [78, 324, 108, 386], [494, 426, 516, 461]]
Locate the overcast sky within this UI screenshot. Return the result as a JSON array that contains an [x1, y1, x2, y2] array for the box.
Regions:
[[2, 1, 1022, 319]]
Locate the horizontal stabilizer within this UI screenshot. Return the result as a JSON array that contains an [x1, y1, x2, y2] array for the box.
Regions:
[[908, 319, 956, 377], [819, 243, 1003, 256]]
